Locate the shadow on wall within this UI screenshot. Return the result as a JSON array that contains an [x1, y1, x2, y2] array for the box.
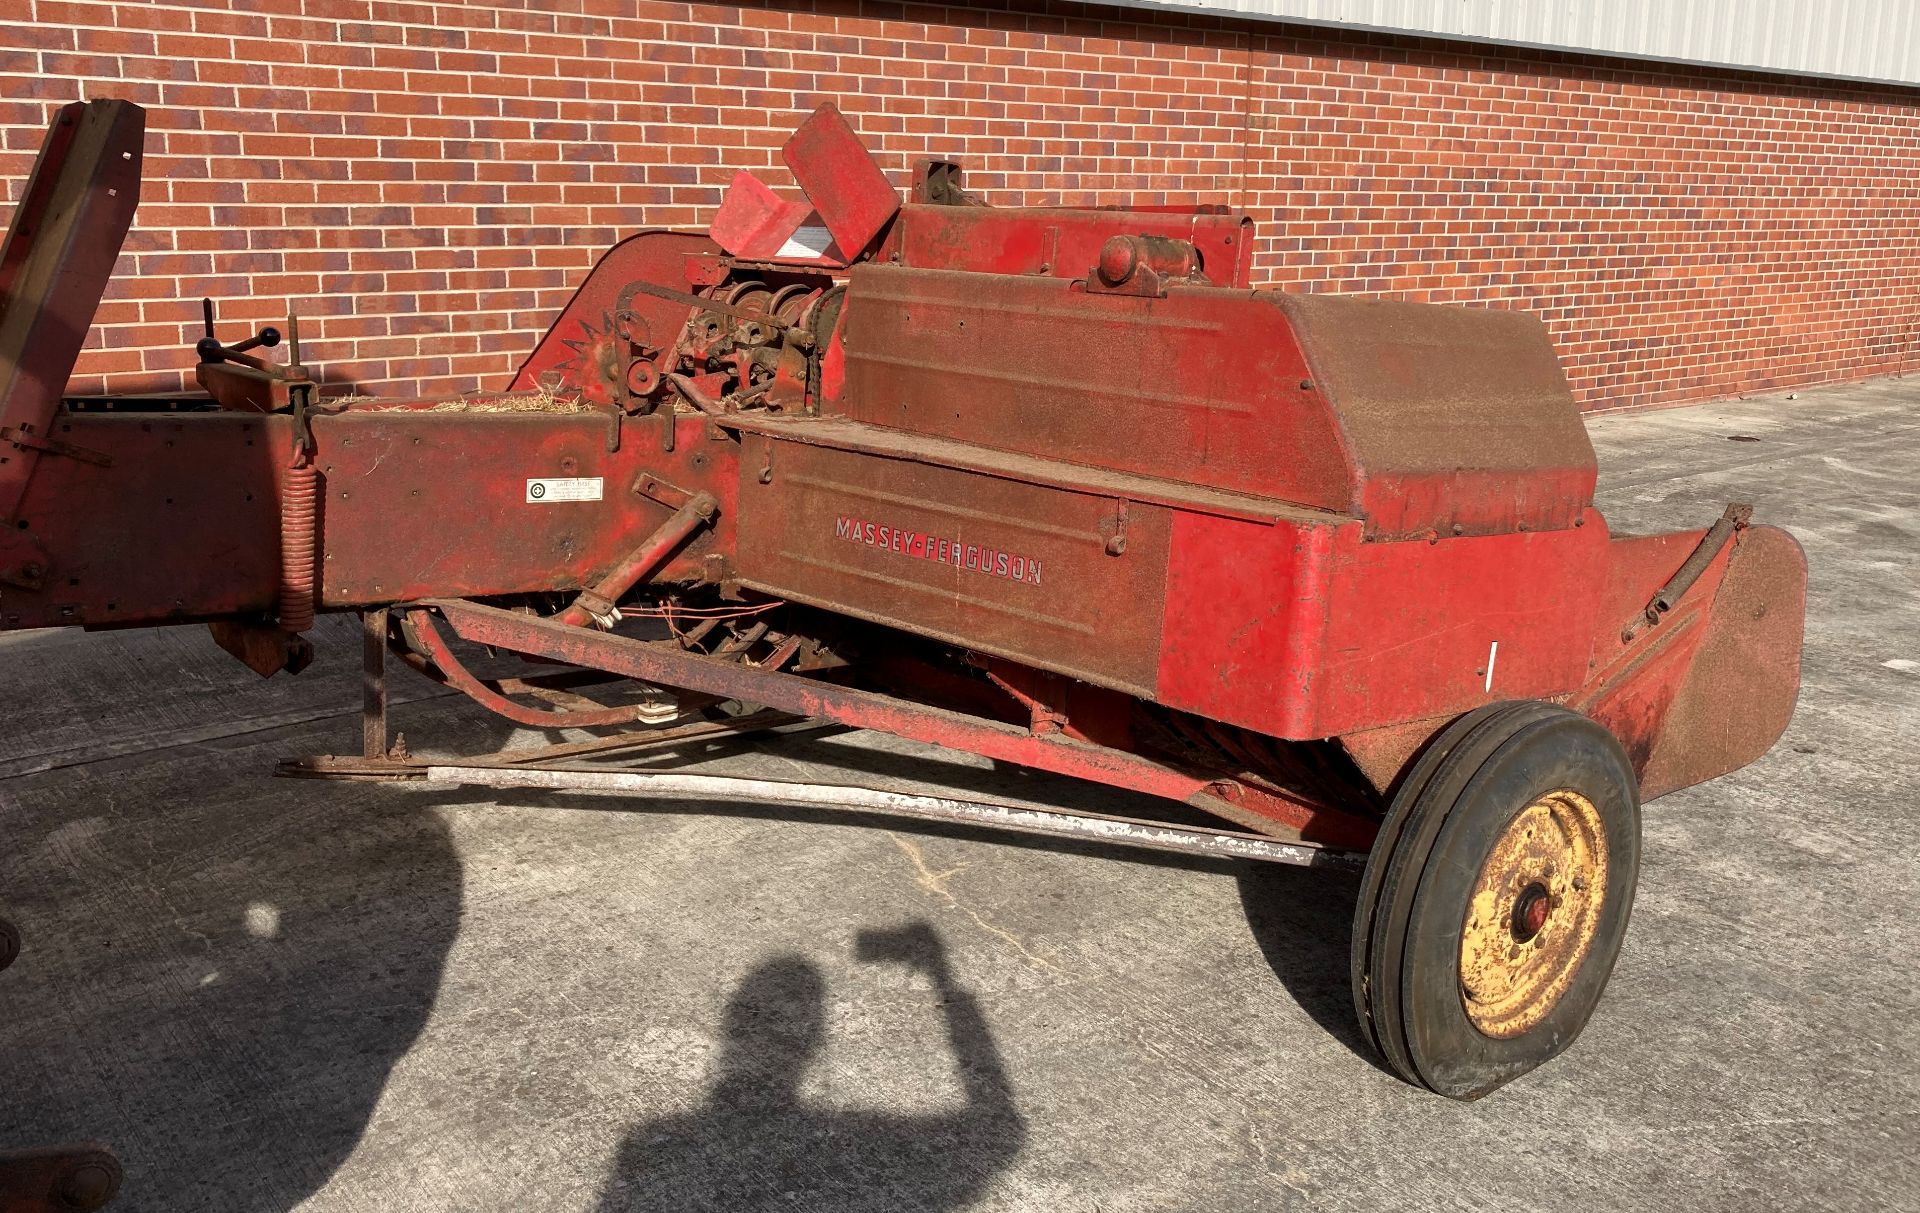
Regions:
[[0, 774, 463, 1212], [596, 921, 1025, 1213]]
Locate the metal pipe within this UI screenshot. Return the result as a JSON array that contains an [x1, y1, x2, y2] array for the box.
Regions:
[[418, 764, 1353, 869], [554, 491, 719, 628], [1622, 502, 1752, 641], [664, 372, 727, 417]]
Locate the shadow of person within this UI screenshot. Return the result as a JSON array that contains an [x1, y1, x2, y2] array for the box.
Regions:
[[597, 923, 1024, 1212]]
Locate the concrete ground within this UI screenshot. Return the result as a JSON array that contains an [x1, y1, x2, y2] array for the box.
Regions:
[[2, 379, 1916, 1212]]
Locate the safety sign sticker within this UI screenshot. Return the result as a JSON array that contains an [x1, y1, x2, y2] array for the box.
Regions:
[[526, 477, 604, 503]]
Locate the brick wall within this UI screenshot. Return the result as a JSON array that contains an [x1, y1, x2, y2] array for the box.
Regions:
[[8, 0, 1920, 410]]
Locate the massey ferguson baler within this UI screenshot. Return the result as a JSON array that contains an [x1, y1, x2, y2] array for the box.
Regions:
[[0, 99, 1806, 1101]]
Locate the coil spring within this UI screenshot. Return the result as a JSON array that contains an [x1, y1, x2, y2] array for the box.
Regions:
[[277, 462, 318, 633]]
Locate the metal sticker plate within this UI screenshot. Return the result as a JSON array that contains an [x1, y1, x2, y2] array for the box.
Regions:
[[526, 477, 604, 503]]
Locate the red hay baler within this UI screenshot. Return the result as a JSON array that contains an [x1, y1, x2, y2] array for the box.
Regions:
[[0, 100, 1806, 1099]]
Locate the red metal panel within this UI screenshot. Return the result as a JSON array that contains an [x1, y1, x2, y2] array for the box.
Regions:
[[1569, 523, 1806, 797], [511, 230, 720, 400], [1156, 510, 1611, 739], [781, 102, 900, 259], [707, 171, 813, 261], [0, 410, 736, 630], [1266, 292, 1597, 539], [885, 204, 1253, 287], [837, 266, 1356, 511], [1, 413, 280, 629], [731, 432, 1169, 697], [1309, 517, 1609, 734], [0, 100, 144, 524], [1636, 524, 1805, 798]]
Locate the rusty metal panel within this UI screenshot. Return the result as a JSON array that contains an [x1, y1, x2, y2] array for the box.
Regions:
[[887, 204, 1254, 287], [1, 413, 278, 629], [732, 432, 1168, 696], [1266, 292, 1596, 539], [1637, 524, 1806, 798], [0, 100, 144, 525], [781, 102, 900, 260], [0, 410, 736, 630], [838, 266, 1356, 512], [312, 410, 734, 605]]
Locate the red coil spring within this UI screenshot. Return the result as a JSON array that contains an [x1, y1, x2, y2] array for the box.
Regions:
[[277, 462, 318, 633]]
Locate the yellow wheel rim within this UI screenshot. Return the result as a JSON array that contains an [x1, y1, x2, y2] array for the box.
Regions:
[[1459, 789, 1609, 1038]]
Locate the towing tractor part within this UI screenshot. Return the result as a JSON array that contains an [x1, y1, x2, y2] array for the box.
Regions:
[[0, 98, 1807, 1102]]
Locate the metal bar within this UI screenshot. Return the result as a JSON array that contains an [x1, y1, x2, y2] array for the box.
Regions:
[[400, 609, 679, 729], [276, 714, 841, 780], [424, 597, 1352, 843], [502, 710, 825, 765], [554, 491, 719, 628], [1622, 502, 1752, 642], [419, 763, 1353, 868], [362, 607, 387, 759]]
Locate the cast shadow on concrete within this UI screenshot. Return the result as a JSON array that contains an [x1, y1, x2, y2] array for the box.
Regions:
[[428, 736, 1384, 1081], [0, 786, 463, 1212], [1235, 864, 1391, 1074], [594, 921, 1024, 1212]]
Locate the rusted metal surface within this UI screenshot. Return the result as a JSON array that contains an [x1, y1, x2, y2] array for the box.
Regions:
[[0, 100, 143, 597], [1458, 788, 1610, 1038], [1267, 291, 1598, 540], [400, 608, 679, 730], [838, 266, 1354, 509], [0, 101, 143, 523], [0, 410, 737, 630], [880, 203, 1254, 287], [1621, 502, 1752, 641], [731, 431, 1172, 697], [1636, 524, 1807, 799], [780, 102, 900, 261], [554, 490, 718, 628], [425, 597, 1372, 843], [0, 1146, 121, 1213]]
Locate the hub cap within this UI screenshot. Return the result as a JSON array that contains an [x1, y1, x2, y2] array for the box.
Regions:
[[1458, 789, 1609, 1038]]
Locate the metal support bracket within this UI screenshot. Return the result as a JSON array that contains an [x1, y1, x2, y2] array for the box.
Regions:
[[0, 425, 111, 468]]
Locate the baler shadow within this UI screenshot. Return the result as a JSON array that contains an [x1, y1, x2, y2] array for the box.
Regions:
[[420, 755, 1386, 1077], [0, 769, 462, 1213], [1236, 865, 1394, 1075], [594, 921, 1024, 1212]]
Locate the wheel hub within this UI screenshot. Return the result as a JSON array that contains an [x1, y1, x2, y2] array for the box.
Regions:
[[1458, 789, 1609, 1038]]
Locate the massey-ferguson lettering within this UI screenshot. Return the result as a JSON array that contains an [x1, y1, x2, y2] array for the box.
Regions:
[[834, 515, 1043, 586]]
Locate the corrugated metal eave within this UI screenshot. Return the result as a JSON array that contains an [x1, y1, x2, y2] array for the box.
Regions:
[[1098, 0, 1920, 90]]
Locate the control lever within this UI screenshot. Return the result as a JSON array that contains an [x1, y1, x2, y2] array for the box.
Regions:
[[195, 297, 282, 370]]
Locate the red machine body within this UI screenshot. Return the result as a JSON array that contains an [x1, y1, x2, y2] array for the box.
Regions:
[[0, 100, 1804, 838], [0, 100, 1808, 1102]]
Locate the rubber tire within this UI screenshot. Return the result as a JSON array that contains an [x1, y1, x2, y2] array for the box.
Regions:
[[1351, 701, 1641, 1100], [0, 916, 17, 973]]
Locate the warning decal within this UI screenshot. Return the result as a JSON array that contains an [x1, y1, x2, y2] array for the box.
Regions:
[[526, 477, 604, 503]]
